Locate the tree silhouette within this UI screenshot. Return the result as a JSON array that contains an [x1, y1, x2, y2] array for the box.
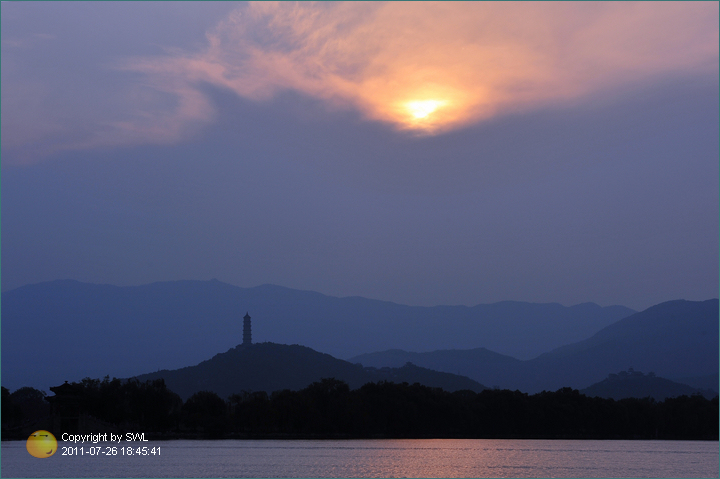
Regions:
[[182, 390, 226, 437]]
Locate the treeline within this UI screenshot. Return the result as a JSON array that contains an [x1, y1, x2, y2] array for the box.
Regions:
[[2, 377, 183, 437], [3, 378, 718, 440]]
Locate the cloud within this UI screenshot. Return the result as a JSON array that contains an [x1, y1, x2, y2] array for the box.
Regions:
[[126, 1, 717, 134], [2, 1, 717, 163]]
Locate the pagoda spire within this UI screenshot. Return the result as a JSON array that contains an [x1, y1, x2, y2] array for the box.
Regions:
[[242, 312, 252, 346]]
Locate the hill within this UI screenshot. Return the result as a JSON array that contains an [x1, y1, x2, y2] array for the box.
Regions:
[[132, 342, 486, 400], [523, 299, 718, 392], [0, 279, 632, 392], [580, 369, 717, 401], [351, 299, 719, 394], [350, 348, 522, 390], [672, 373, 719, 392]]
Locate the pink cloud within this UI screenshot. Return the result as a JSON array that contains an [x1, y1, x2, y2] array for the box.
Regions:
[[132, 1, 716, 134], [3, 2, 717, 163]]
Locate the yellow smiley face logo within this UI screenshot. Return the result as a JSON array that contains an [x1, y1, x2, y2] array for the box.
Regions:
[[26, 430, 57, 458]]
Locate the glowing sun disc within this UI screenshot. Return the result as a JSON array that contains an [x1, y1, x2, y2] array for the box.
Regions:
[[406, 100, 446, 120]]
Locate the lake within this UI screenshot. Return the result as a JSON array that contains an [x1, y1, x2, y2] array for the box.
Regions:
[[2, 439, 718, 478]]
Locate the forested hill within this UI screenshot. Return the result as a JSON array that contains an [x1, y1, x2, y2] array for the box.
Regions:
[[133, 342, 487, 400]]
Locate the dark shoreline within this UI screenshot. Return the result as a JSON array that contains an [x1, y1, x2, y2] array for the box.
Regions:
[[4, 379, 718, 442]]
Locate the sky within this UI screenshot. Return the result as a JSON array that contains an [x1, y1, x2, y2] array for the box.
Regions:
[[2, 1, 718, 311]]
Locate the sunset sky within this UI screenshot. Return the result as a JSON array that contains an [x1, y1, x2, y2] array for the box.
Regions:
[[2, 1, 718, 310]]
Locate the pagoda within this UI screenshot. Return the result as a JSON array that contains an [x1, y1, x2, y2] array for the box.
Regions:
[[242, 312, 252, 346]]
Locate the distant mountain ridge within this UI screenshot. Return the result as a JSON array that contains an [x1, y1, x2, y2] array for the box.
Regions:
[[350, 299, 719, 394], [524, 299, 719, 391], [133, 342, 487, 400], [1, 279, 633, 392]]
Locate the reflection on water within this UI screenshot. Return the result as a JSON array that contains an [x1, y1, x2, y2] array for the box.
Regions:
[[2, 439, 718, 478]]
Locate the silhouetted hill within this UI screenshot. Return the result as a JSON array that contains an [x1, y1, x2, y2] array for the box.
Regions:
[[350, 348, 522, 389], [132, 342, 487, 400], [673, 373, 719, 392], [365, 362, 487, 394], [352, 300, 719, 394], [523, 299, 719, 392], [1, 279, 632, 392], [580, 370, 717, 401]]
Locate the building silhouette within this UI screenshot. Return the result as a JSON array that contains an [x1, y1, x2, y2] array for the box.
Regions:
[[44, 381, 117, 436], [243, 312, 252, 346]]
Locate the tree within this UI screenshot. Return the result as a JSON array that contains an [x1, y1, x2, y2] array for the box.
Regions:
[[9, 387, 50, 422], [181, 391, 227, 436]]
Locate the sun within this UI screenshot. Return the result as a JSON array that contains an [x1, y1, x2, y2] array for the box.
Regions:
[[386, 94, 459, 132], [405, 100, 446, 120]]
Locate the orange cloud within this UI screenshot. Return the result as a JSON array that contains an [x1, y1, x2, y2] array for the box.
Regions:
[[4, 2, 717, 164], [129, 1, 718, 134]]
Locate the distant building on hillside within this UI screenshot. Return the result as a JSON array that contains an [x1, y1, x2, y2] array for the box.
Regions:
[[243, 312, 252, 346]]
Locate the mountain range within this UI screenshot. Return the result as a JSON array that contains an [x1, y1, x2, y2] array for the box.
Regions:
[[1, 279, 634, 392], [128, 340, 714, 402], [350, 299, 719, 393]]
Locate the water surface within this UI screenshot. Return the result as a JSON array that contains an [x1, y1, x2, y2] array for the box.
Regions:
[[2, 439, 717, 478]]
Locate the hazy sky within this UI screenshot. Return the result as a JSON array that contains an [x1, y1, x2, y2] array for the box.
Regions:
[[2, 2, 718, 310]]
